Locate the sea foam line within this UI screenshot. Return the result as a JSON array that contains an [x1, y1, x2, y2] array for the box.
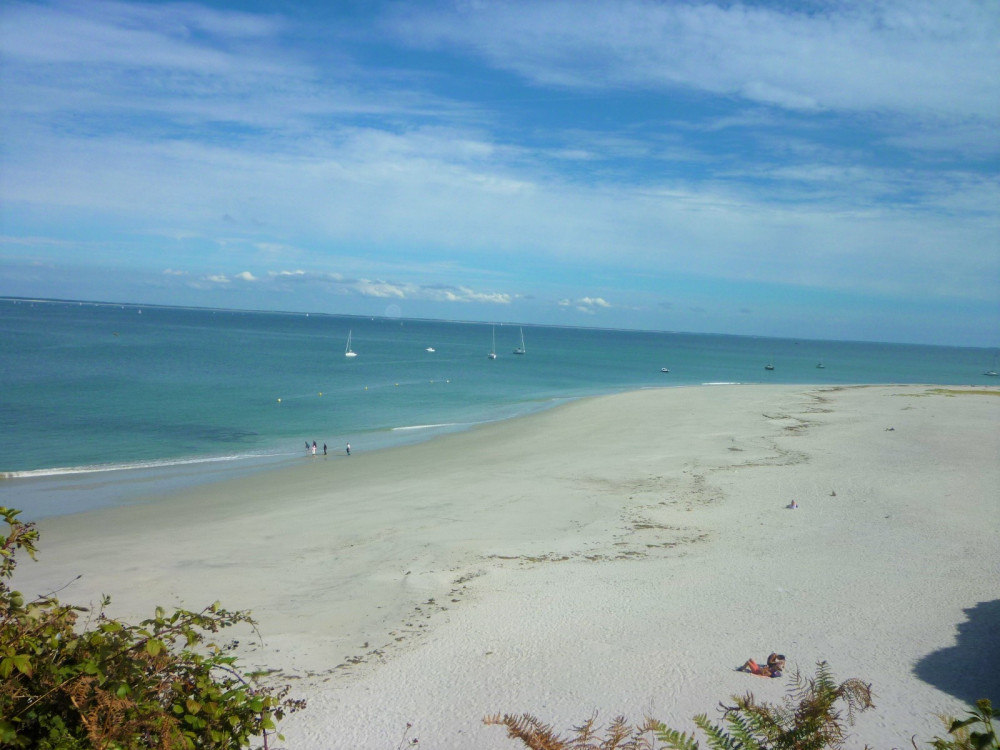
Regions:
[[391, 422, 464, 432], [0, 451, 293, 480]]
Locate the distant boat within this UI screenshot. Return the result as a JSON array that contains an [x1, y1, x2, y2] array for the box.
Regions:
[[488, 326, 497, 359], [764, 357, 775, 371], [660, 367, 670, 373], [513, 327, 526, 355], [816, 363, 825, 369], [426, 347, 436, 353], [985, 352, 998, 377], [345, 330, 357, 358]]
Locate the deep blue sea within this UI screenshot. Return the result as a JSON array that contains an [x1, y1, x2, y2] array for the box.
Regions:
[[2, 298, 997, 519]]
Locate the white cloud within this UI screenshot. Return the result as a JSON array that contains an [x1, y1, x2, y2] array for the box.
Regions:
[[391, 1, 1000, 121], [205, 274, 230, 284], [421, 285, 511, 304], [1, 0, 285, 71], [354, 279, 406, 299], [235, 271, 257, 281], [560, 296, 613, 314]]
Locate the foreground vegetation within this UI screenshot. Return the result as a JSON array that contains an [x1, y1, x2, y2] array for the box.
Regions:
[[0, 507, 303, 749], [486, 663, 998, 750]]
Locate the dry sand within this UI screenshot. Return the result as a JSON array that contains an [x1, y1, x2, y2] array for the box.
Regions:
[[12, 385, 1000, 749]]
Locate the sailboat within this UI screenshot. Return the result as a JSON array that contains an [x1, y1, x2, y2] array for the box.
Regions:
[[488, 326, 497, 359], [513, 327, 526, 355], [344, 330, 357, 358], [764, 356, 774, 371], [985, 352, 999, 377]]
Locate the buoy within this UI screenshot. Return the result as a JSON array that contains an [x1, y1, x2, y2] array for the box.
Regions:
[[277, 398, 282, 403], [318, 392, 323, 396]]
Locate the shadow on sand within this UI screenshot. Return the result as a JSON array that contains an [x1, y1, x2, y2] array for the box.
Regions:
[[914, 599, 1000, 705]]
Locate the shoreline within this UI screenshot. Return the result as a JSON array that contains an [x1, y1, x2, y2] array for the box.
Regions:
[[10, 384, 1000, 749], [0, 389, 586, 521]]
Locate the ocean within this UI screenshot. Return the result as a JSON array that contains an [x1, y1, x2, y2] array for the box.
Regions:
[[2, 297, 996, 519]]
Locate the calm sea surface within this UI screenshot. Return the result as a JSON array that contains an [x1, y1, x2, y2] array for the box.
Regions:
[[2, 298, 996, 518]]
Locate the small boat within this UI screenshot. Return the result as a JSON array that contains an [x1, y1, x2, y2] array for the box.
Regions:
[[513, 327, 526, 355], [488, 326, 497, 359], [764, 359, 775, 371], [985, 352, 999, 376], [345, 330, 357, 358], [426, 347, 436, 353], [816, 363, 825, 369], [660, 368, 670, 373]]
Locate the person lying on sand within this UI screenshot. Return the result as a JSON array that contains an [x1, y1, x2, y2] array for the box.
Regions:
[[738, 652, 785, 677]]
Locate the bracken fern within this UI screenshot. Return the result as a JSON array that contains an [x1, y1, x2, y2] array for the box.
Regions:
[[487, 662, 875, 750]]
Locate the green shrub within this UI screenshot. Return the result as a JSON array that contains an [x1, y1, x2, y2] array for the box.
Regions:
[[930, 700, 999, 750], [0, 507, 304, 749]]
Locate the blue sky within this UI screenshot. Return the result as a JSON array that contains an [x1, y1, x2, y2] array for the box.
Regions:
[[1, 0, 998, 346]]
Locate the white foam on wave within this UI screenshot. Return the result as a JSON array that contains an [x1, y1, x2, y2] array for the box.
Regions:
[[0, 450, 293, 480], [391, 422, 463, 432]]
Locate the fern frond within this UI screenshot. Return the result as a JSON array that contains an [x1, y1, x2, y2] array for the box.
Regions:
[[838, 677, 875, 725], [722, 708, 768, 750], [693, 712, 741, 750], [483, 712, 569, 750], [569, 710, 600, 747], [813, 660, 837, 695], [655, 720, 702, 750], [636, 719, 669, 750], [729, 694, 785, 744], [599, 714, 632, 749]]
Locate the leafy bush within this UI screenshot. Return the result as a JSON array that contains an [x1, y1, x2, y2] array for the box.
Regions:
[[929, 700, 999, 750], [0, 507, 304, 749]]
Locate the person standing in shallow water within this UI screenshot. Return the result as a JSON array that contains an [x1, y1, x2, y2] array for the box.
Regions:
[[323, 443, 327, 455], [346, 443, 351, 456]]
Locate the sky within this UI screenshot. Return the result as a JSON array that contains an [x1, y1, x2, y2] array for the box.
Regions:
[[1, 0, 998, 346]]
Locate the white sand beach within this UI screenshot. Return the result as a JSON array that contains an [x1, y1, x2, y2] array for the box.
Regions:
[[12, 385, 1000, 749]]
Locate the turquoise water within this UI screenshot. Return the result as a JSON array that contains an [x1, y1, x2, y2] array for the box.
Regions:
[[2, 297, 996, 518]]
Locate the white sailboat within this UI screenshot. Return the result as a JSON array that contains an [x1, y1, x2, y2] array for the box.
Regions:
[[513, 327, 526, 355], [344, 330, 357, 358], [985, 352, 998, 377], [488, 326, 497, 359]]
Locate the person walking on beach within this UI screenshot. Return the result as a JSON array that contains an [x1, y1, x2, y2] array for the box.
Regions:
[[346, 443, 351, 456], [305, 441, 310, 453], [323, 443, 327, 455]]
